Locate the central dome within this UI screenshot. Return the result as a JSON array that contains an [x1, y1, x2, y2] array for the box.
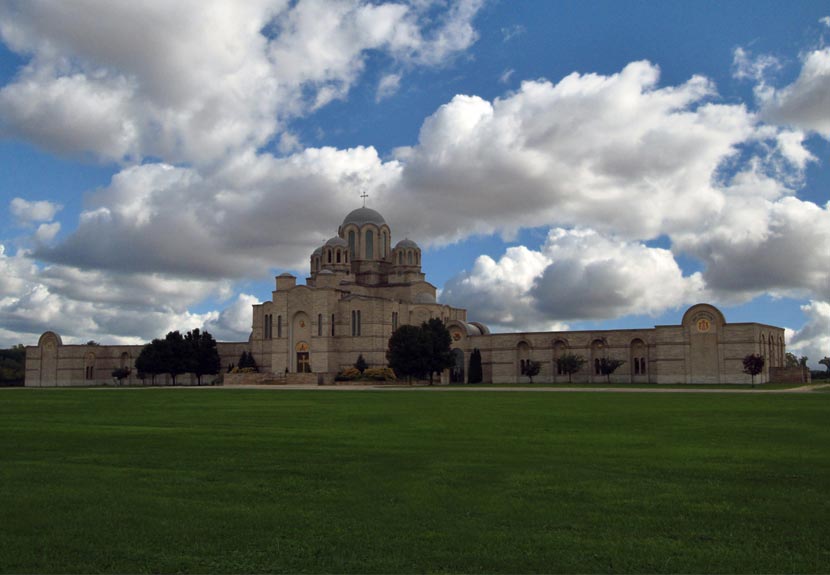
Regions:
[[342, 207, 386, 227]]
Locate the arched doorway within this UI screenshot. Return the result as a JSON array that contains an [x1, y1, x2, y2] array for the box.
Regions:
[[291, 311, 312, 372]]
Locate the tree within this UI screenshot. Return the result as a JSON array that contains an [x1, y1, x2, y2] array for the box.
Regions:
[[597, 357, 625, 383], [354, 354, 368, 374], [163, 331, 188, 385], [820, 356, 830, 373], [0, 344, 26, 387], [785, 352, 800, 368], [387, 325, 430, 384], [185, 328, 220, 385], [524, 359, 541, 383], [799, 356, 808, 369], [135, 339, 166, 385], [556, 354, 586, 384], [743, 353, 765, 388], [422, 318, 454, 385], [111, 367, 131, 385], [468, 348, 483, 384]]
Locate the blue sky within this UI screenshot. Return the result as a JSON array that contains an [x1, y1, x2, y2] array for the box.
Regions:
[[0, 1, 828, 366]]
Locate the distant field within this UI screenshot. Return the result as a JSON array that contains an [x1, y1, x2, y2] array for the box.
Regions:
[[1, 389, 828, 573]]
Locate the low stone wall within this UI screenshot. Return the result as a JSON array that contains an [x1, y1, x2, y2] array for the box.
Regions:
[[769, 367, 811, 384]]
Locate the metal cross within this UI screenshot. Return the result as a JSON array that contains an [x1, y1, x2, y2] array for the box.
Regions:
[[360, 191, 369, 206]]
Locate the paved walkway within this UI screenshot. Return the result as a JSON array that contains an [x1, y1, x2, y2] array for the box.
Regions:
[[219, 383, 829, 393]]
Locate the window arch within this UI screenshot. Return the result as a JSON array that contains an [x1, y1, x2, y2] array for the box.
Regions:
[[336, 249, 341, 263], [348, 230, 356, 259], [365, 230, 374, 259], [407, 251, 413, 265], [327, 249, 332, 264]]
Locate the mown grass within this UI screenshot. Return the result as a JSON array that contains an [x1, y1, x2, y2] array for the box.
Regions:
[[1, 389, 828, 573]]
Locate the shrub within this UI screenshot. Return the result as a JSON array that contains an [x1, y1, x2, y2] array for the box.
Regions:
[[364, 367, 397, 381], [335, 367, 362, 381]]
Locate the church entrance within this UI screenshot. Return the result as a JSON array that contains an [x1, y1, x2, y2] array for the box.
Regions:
[[297, 352, 311, 373]]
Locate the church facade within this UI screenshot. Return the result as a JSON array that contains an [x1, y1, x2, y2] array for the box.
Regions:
[[26, 207, 787, 386]]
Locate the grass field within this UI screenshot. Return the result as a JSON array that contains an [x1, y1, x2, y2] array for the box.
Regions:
[[1, 389, 828, 573]]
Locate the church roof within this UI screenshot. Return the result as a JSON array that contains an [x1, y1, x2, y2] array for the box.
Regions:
[[395, 238, 419, 249], [342, 207, 386, 227], [326, 236, 348, 247]]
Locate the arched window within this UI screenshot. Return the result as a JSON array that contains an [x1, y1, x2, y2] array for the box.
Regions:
[[277, 315, 282, 338], [407, 251, 413, 265], [365, 230, 374, 259], [331, 314, 336, 337], [327, 249, 332, 263], [398, 251, 403, 265], [336, 250, 341, 263], [416, 252, 420, 265], [317, 314, 322, 337], [348, 230, 356, 259], [381, 231, 387, 257]]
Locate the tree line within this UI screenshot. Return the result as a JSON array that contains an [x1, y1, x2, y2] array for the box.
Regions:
[[135, 329, 220, 385]]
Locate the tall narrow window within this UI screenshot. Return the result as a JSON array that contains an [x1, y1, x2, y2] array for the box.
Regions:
[[348, 230, 356, 259], [317, 314, 322, 337], [365, 231, 374, 259], [381, 231, 387, 257], [327, 250, 332, 263], [277, 315, 282, 338], [408, 251, 413, 265], [331, 314, 335, 337], [357, 310, 361, 336], [336, 250, 341, 263], [351, 310, 356, 336]]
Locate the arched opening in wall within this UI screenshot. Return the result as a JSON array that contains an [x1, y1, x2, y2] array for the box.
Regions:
[[630, 338, 646, 380], [85, 352, 96, 381], [348, 230, 356, 259], [450, 348, 465, 383], [336, 249, 341, 263], [407, 251, 413, 265], [416, 252, 420, 265], [381, 231, 387, 258], [553, 340, 568, 378], [327, 249, 332, 264], [591, 339, 606, 378], [365, 230, 374, 260], [517, 341, 530, 378]]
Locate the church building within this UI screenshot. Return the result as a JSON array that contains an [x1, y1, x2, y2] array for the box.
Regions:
[[26, 206, 787, 386]]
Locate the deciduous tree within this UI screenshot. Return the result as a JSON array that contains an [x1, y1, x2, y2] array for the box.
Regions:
[[185, 328, 220, 385], [422, 318, 454, 385], [597, 357, 625, 383], [556, 354, 586, 383], [387, 325, 430, 384], [524, 359, 541, 383], [743, 353, 765, 388]]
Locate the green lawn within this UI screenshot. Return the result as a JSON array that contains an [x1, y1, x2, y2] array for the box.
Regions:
[[1, 389, 828, 573]]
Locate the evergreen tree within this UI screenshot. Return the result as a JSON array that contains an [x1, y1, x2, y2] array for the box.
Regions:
[[468, 348, 483, 384], [354, 354, 368, 374]]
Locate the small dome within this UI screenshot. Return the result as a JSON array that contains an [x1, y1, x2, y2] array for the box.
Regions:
[[325, 236, 348, 247], [395, 238, 419, 249], [312, 247, 323, 256], [278, 272, 295, 278], [413, 292, 436, 304], [342, 207, 386, 227]]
